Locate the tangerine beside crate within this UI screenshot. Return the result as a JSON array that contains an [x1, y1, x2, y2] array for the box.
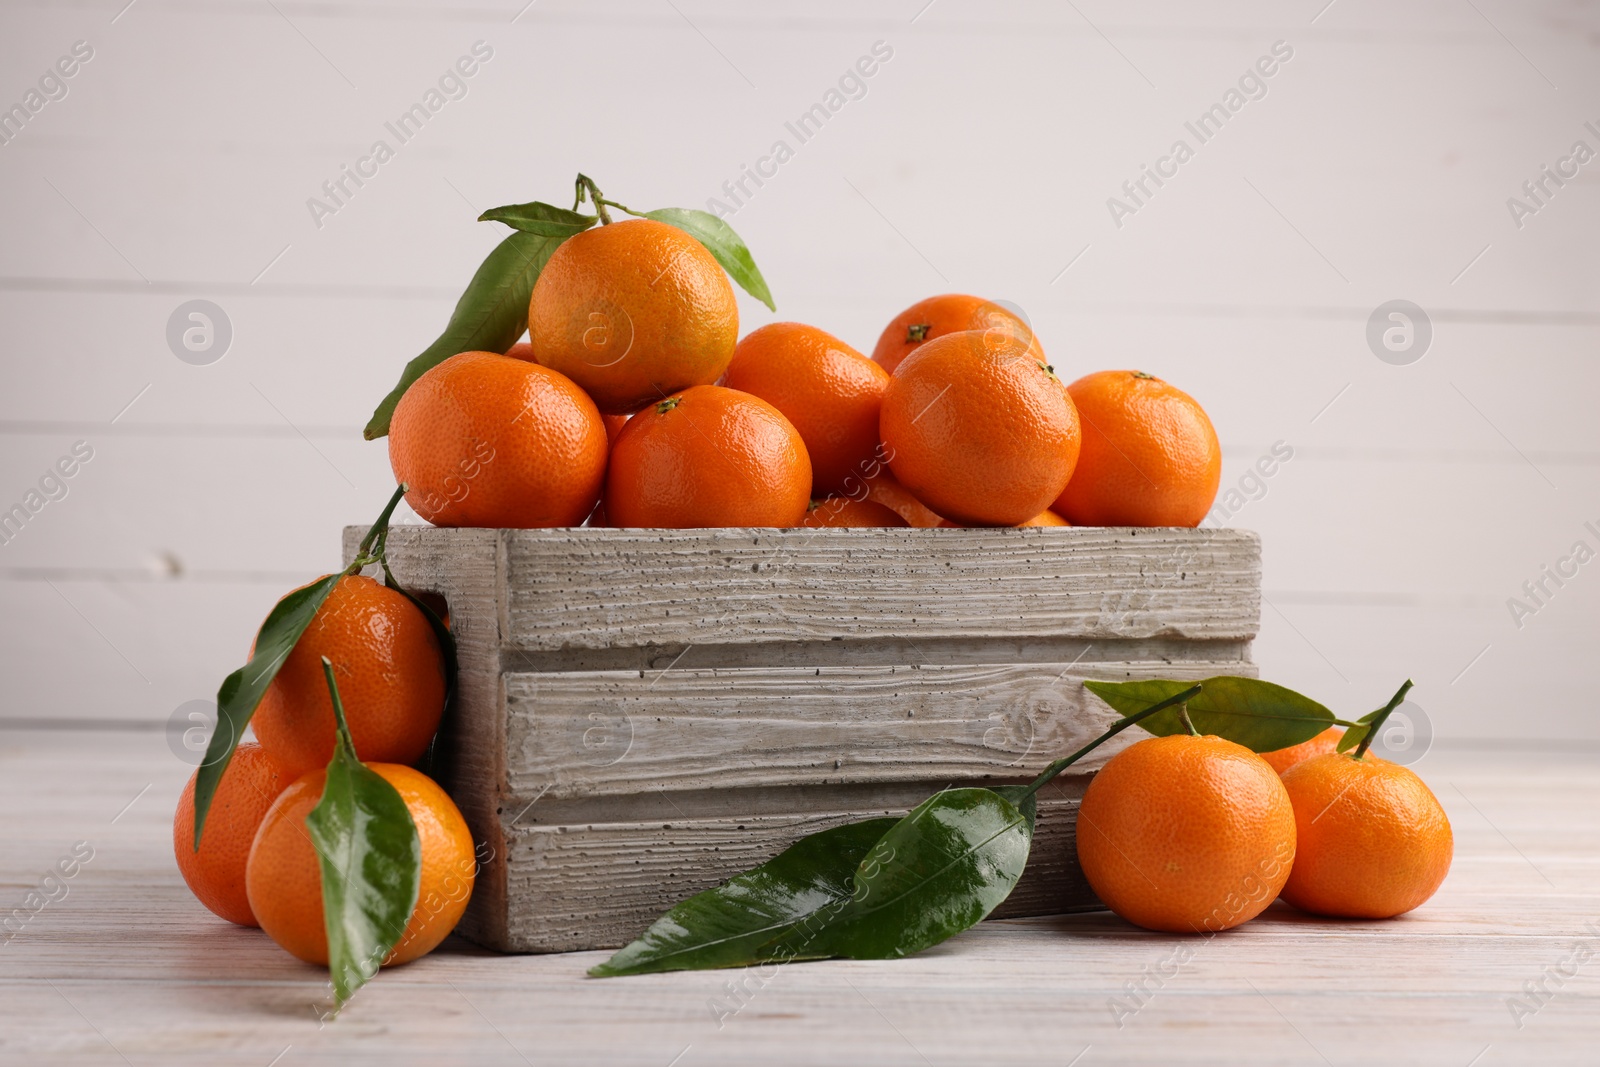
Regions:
[[343, 525, 1261, 953]]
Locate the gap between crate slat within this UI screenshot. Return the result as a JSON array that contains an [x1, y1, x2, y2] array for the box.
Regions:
[[498, 635, 1254, 673]]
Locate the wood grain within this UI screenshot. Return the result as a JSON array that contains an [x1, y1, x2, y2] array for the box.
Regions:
[[3, 730, 1595, 1066], [497, 526, 1262, 650], [499, 659, 1252, 799]]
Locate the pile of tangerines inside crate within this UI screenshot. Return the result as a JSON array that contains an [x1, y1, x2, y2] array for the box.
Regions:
[[387, 216, 1222, 534]]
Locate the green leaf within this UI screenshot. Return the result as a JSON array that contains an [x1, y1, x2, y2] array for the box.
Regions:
[[991, 784, 1038, 836], [477, 201, 597, 238], [765, 788, 1031, 962], [1337, 679, 1413, 757], [363, 230, 569, 440], [589, 817, 899, 977], [306, 659, 421, 1012], [1338, 706, 1384, 753], [194, 574, 341, 849], [193, 486, 409, 849], [642, 207, 775, 311], [1084, 676, 1335, 753]]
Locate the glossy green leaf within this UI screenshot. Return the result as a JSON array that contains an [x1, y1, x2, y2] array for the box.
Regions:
[[478, 201, 597, 238], [364, 230, 568, 440], [1337, 679, 1413, 756], [193, 574, 340, 849], [764, 788, 1031, 962], [641, 207, 775, 311], [307, 659, 421, 1012], [193, 487, 409, 849], [991, 784, 1038, 836], [590, 817, 899, 977], [1084, 676, 1335, 753], [1336, 707, 1385, 754]]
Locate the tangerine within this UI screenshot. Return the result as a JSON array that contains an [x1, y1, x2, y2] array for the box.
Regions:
[[880, 331, 1080, 526], [1076, 734, 1296, 933], [1054, 370, 1220, 527], [939, 509, 1071, 529], [529, 218, 737, 414], [246, 763, 476, 966], [1279, 753, 1453, 919], [872, 294, 1030, 375], [172, 742, 286, 926], [389, 351, 607, 528], [723, 323, 890, 497], [251, 575, 445, 781], [1260, 727, 1343, 776], [606, 385, 812, 528], [799, 496, 908, 528]]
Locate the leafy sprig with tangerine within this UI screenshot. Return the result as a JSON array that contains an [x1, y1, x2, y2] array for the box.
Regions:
[[592, 674, 1442, 976], [364, 173, 773, 439]]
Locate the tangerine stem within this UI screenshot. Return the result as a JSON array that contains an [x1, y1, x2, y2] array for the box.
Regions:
[[351, 484, 409, 570], [1353, 679, 1413, 760], [575, 174, 612, 225], [1177, 705, 1200, 736], [603, 198, 647, 219], [1013, 683, 1202, 801], [319, 656, 359, 761]]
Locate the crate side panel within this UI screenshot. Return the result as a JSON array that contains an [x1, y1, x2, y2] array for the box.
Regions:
[[500, 527, 1260, 651], [502, 658, 1253, 799]]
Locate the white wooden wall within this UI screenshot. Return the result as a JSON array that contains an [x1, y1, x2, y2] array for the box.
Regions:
[[1, 1, 1595, 744]]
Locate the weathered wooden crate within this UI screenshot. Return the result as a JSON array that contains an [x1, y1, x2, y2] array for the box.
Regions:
[[342, 525, 1260, 954]]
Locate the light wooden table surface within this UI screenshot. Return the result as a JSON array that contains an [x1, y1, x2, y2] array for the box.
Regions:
[[2, 729, 1595, 1067]]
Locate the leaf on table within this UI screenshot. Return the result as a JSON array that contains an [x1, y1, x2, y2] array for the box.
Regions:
[[763, 788, 1032, 962], [642, 207, 776, 311], [590, 817, 899, 977], [1085, 676, 1335, 753], [364, 230, 569, 440]]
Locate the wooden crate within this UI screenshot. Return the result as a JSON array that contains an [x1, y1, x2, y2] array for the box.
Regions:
[[342, 525, 1261, 954]]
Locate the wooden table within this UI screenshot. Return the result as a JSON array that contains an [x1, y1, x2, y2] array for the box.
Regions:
[[2, 729, 1594, 1066]]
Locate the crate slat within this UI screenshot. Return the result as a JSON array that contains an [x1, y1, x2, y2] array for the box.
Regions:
[[502, 658, 1253, 800], [499, 526, 1260, 649]]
